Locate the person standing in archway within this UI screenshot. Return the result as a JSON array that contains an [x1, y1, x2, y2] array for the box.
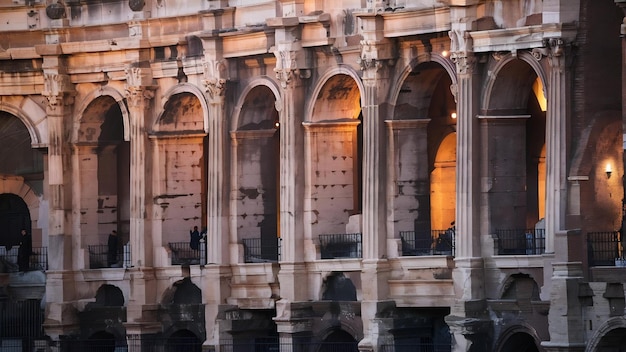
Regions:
[[17, 229, 32, 272], [107, 230, 119, 267]]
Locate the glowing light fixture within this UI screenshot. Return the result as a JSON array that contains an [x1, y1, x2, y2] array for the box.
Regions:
[[451, 112, 457, 119], [606, 163, 612, 178]]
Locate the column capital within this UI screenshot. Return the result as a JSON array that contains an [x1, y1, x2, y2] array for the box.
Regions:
[[274, 49, 310, 88], [202, 58, 228, 100], [124, 66, 155, 108], [42, 73, 74, 111], [449, 30, 476, 75]]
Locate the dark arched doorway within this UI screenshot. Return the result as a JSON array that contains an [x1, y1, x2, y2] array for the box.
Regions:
[[0, 193, 31, 248], [498, 331, 539, 352], [319, 330, 358, 352], [594, 327, 626, 351], [166, 329, 202, 352]]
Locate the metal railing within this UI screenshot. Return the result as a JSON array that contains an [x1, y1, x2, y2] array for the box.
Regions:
[[319, 233, 362, 259], [494, 229, 545, 255], [168, 241, 205, 265], [0, 246, 48, 272], [587, 231, 623, 267], [400, 230, 455, 256], [88, 244, 132, 269], [242, 237, 281, 263], [0, 338, 453, 352]]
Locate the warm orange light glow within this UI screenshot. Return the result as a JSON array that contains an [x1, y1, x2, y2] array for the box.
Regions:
[[451, 112, 457, 119], [442, 50, 448, 57], [606, 162, 613, 178]]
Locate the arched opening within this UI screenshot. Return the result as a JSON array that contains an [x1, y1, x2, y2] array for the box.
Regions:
[[166, 329, 202, 352], [0, 193, 31, 249], [233, 85, 280, 262], [0, 111, 44, 194], [319, 330, 358, 352], [154, 92, 207, 247], [431, 133, 457, 231], [594, 327, 626, 351], [485, 59, 546, 255], [94, 284, 125, 307], [78, 96, 130, 249], [497, 331, 539, 352], [390, 61, 456, 255], [307, 74, 362, 238]]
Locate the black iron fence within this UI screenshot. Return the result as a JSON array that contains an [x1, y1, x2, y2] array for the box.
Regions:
[[0, 246, 48, 272], [88, 244, 132, 269], [242, 237, 281, 263], [169, 241, 205, 265], [0, 338, 451, 352], [319, 233, 362, 259], [400, 230, 455, 256], [494, 229, 545, 255], [587, 231, 624, 267]]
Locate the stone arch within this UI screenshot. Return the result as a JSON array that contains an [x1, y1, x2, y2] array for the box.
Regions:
[[586, 317, 626, 352], [389, 53, 457, 111], [305, 65, 365, 123], [0, 182, 42, 245], [499, 273, 541, 301], [231, 78, 282, 132], [156, 83, 209, 133], [162, 277, 202, 305], [164, 329, 202, 352], [481, 52, 547, 114], [494, 324, 541, 352], [230, 78, 281, 247], [0, 193, 31, 248], [480, 53, 547, 232], [318, 328, 359, 352], [0, 98, 45, 146], [73, 86, 130, 143], [93, 284, 125, 307]]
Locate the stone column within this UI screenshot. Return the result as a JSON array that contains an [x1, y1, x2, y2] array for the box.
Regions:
[[124, 67, 159, 339], [43, 72, 73, 268], [356, 12, 395, 352], [270, 21, 308, 302], [539, 38, 571, 254], [125, 66, 154, 268], [269, 18, 311, 351], [445, 12, 490, 351], [41, 64, 76, 339], [202, 56, 228, 266]]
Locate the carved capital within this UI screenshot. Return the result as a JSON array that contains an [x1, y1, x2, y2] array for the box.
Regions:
[[124, 67, 155, 107], [43, 73, 74, 110], [125, 86, 154, 108], [531, 38, 573, 72], [358, 39, 396, 73], [203, 77, 226, 99], [450, 52, 476, 75], [125, 66, 153, 87], [274, 50, 309, 88]]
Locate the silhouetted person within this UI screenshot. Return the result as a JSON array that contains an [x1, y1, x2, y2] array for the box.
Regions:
[[190, 226, 200, 250], [107, 230, 119, 267], [17, 229, 32, 272]]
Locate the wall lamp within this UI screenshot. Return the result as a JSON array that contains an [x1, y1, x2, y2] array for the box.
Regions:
[[606, 163, 613, 179]]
